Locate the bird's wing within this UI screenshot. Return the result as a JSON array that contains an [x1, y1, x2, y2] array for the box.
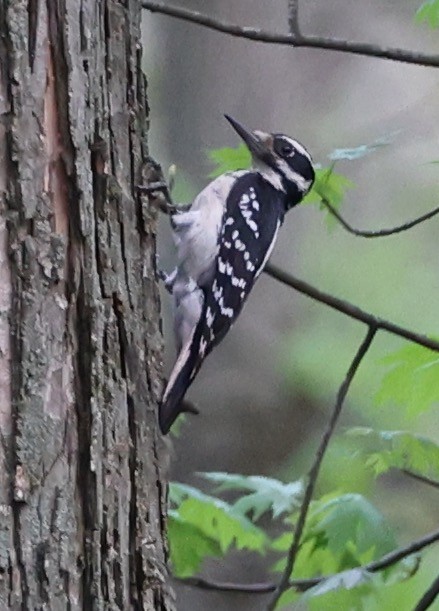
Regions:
[[198, 173, 284, 351], [159, 173, 284, 434]]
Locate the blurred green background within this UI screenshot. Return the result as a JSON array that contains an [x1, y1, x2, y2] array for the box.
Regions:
[[142, 1, 439, 608]]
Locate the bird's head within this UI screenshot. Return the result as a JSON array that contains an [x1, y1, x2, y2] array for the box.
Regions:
[[225, 114, 314, 207]]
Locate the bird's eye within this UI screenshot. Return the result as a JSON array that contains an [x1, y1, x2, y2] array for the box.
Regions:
[[281, 143, 294, 156]]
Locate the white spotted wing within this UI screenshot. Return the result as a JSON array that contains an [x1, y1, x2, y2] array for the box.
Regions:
[[197, 172, 285, 358]]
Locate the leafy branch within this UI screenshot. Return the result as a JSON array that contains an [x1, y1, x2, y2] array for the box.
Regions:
[[307, 164, 439, 238], [177, 526, 439, 595], [142, 1, 439, 68]]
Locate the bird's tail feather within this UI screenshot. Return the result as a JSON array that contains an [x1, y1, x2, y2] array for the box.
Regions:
[[159, 328, 201, 434]]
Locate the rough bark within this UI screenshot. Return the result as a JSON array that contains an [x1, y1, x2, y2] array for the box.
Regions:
[[0, 0, 173, 609]]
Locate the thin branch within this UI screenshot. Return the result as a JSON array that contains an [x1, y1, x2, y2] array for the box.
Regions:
[[267, 326, 377, 610], [322, 200, 439, 238], [141, 2, 439, 68], [264, 263, 439, 353], [413, 573, 439, 611], [367, 528, 439, 572], [288, 0, 300, 37], [177, 527, 439, 595], [402, 469, 439, 491], [179, 576, 277, 594]]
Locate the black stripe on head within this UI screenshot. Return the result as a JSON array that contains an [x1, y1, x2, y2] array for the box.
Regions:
[[272, 135, 315, 193]]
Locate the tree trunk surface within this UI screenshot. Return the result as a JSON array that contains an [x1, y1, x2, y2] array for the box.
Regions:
[[0, 1, 173, 608]]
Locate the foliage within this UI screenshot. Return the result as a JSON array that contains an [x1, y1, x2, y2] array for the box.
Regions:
[[207, 143, 251, 177], [347, 427, 439, 480], [302, 166, 354, 210], [302, 166, 354, 228], [168, 482, 267, 576], [168, 516, 223, 578], [415, 0, 439, 28], [168, 478, 418, 608], [273, 493, 396, 577], [198, 471, 303, 519], [375, 342, 439, 416]]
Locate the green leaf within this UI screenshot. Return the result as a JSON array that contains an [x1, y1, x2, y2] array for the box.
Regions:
[[276, 587, 300, 609], [169, 482, 267, 556], [208, 143, 251, 177], [302, 166, 355, 229], [375, 342, 439, 416], [199, 472, 303, 520], [306, 494, 396, 561], [272, 494, 396, 580], [415, 0, 439, 28], [302, 166, 354, 208], [168, 513, 222, 577], [303, 555, 418, 603], [275, 536, 417, 607], [308, 586, 371, 611], [346, 427, 439, 480]]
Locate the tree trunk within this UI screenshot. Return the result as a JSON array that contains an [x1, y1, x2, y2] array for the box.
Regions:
[[0, 1, 173, 608]]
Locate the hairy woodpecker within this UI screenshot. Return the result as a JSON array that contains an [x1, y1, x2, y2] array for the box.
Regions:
[[159, 115, 314, 434]]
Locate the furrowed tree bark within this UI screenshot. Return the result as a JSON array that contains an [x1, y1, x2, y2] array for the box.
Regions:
[[0, 1, 173, 609]]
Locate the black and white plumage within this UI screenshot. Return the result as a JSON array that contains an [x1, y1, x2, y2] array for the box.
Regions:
[[159, 115, 314, 434]]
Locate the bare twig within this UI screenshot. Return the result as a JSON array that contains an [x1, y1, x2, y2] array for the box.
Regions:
[[267, 326, 377, 610], [177, 527, 439, 595], [367, 529, 439, 572], [402, 469, 439, 491], [264, 263, 439, 353], [413, 573, 439, 611], [287, 0, 300, 37], [141, 2, 439, 68], [322, 200, 439, 238], [179, 576, 277, 594]]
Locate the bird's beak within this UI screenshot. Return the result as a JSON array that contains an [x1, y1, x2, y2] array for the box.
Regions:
[[224, 115, 275, 167]]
